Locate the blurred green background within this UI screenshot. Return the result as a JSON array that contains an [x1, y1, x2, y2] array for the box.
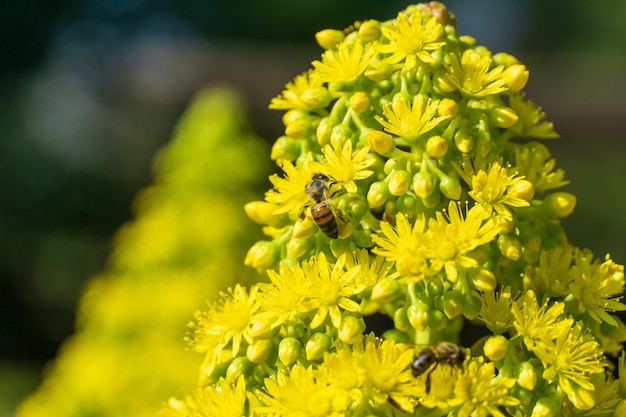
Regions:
[[1, 0, 625, 414]]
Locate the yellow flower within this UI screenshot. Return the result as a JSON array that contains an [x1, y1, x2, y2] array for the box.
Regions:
[[257, 262, 309, 326], [372, 212, 428, 278], [514, 142, 569, 193], [447, 359, 519, 416], [375, 94, 449, 142], [265, 153, 316, 214], [468, 161, 532, 221], [256, 365, 348, 417], [509, 92, 559, 138], [568, 250, 626, 327], [301, 253, 364, 328], [315, 141, 375, 193], [377, 12, 445, 69], [269, 71, 328, 110], [185, 376, 247, 417], [187, 285, 259, 358], [477, 287, 516, 334], [511, 290, 570, 352], [420, 201, 501, 282], [312, 40, 377, 84], [534, 322, 604, 410], [443, 49, 508, 97]]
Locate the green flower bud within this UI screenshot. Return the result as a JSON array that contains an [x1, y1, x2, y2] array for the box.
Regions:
[[463, 294, 482, 319], [371, 276, 401, 303], [498, 234, 522, 261], [483, 335, 508, 361], [245, 241, 279, 271], [330, 124, 350, 149], [454, 129, 474, 153], [270, 135, 301, 161], [407, 302, 429, 331], [426, 135, 448, 158], [316, 117, 335, 146], [510, 385, 533, 407], [252, 362, 269, 383], [439, 175, 462, 200], [338, 315, 366, 344], [413, 171, 436, 199], [244, 201, 288, 228], [531, 397, 558, 417], [393, 307, 411, 332], [422, 187, 441, 208], [492, 52, 520, 66], [508, 179, 535, 202], [349, 91, 370, 113], [367, 130, 396, 156], [470, 268, 497, 291], [249, 318, 278, 340], [491, 106, 519, 128], [300, 86, 332, 108], [516, 361, 538, 390], [287, 236, 312, 259], [543, 192, 576, 218], [396, 194, 417, 218], [247, 339, 274, 364], [437, 98, 458, 118], [285, 118, 312, 140], [306, 332, 332, 361], [282, 108, 308, 125], [226, 357, 253, 381], [442, 290, 465, 319], [278, 337, 301, 366], [358, 19, 380, 42], [388, 170, 411, 196], [427, 309, 448, 330], [380, 329, 411, 344], [367, 181, 390, 208], [315, 29, 345, 50], [364, 61, 391, 82], [502, 64, 529, 92], [383, 157, 399, 175]]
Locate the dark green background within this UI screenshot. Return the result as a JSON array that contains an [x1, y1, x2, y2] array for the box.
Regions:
[[1, 0, 625, 413]]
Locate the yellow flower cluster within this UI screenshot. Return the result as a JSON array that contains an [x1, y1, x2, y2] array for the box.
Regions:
[[168, 3, 626, 417]]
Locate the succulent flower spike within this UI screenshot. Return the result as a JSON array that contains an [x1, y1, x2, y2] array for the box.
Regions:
[[165, 3, 626, 417]]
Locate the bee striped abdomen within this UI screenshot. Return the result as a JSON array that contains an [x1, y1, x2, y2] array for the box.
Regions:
[[311, 202, 338, 238]]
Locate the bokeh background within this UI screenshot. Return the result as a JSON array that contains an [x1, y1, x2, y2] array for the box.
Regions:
[[1, 0, 625, 414]]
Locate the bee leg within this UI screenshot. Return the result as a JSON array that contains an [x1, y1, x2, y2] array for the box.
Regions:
[[424, 368, 434, 394], [387, 396, 408, 413], [298, 206, 308, 220]]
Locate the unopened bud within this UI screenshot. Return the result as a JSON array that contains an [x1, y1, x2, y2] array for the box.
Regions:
[[516, 361, 537, 390], [287, 236, 312, 259], [292, 217, 317, 239], [278, 337, 301, 366], [338, 315, 366, 344], [316, 117, 335, 146], [244, 201, 288, 228], [367, 130, 396, 156], [300, 86, 331, 108], [364, 62, 391, 82], [306, 332, 332, 361], [247, 340, 273, 364], [315, 29, 345, 50], [413, 171, 435, 199], [437, 98, 458, 118], [248, 318, 278, 340], [442, 290, 465, 319], [433, 71, 457, 93], [407, 302, 429, 331], [502, 64, 529, 92], [245, 241, 279, 271], [226, 357, 252, 381], [426, 135, 449, 158], [491, 107, 519, 128], [388, 170, 411, 196], [531, 397, 558, 417], [367, 181, 390, 208], [483, 335, 508, 361], [454, 129, 474, 153], [498, 234, 522, 261], [285, 119, 312, 140], [509, 179, 535, 201], [439, 175, 462, 200], [349, 91, 370, 113], [371, 277, 401, 303], [544, 192, 576, 218], [358, 19, 380, 42], [270, 136, 301, 161], [471, 268, 497, 291]]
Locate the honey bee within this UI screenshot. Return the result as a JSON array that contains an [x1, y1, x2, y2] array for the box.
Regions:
[[411, 342, 466, 393], [303, 173, 343, 239]]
